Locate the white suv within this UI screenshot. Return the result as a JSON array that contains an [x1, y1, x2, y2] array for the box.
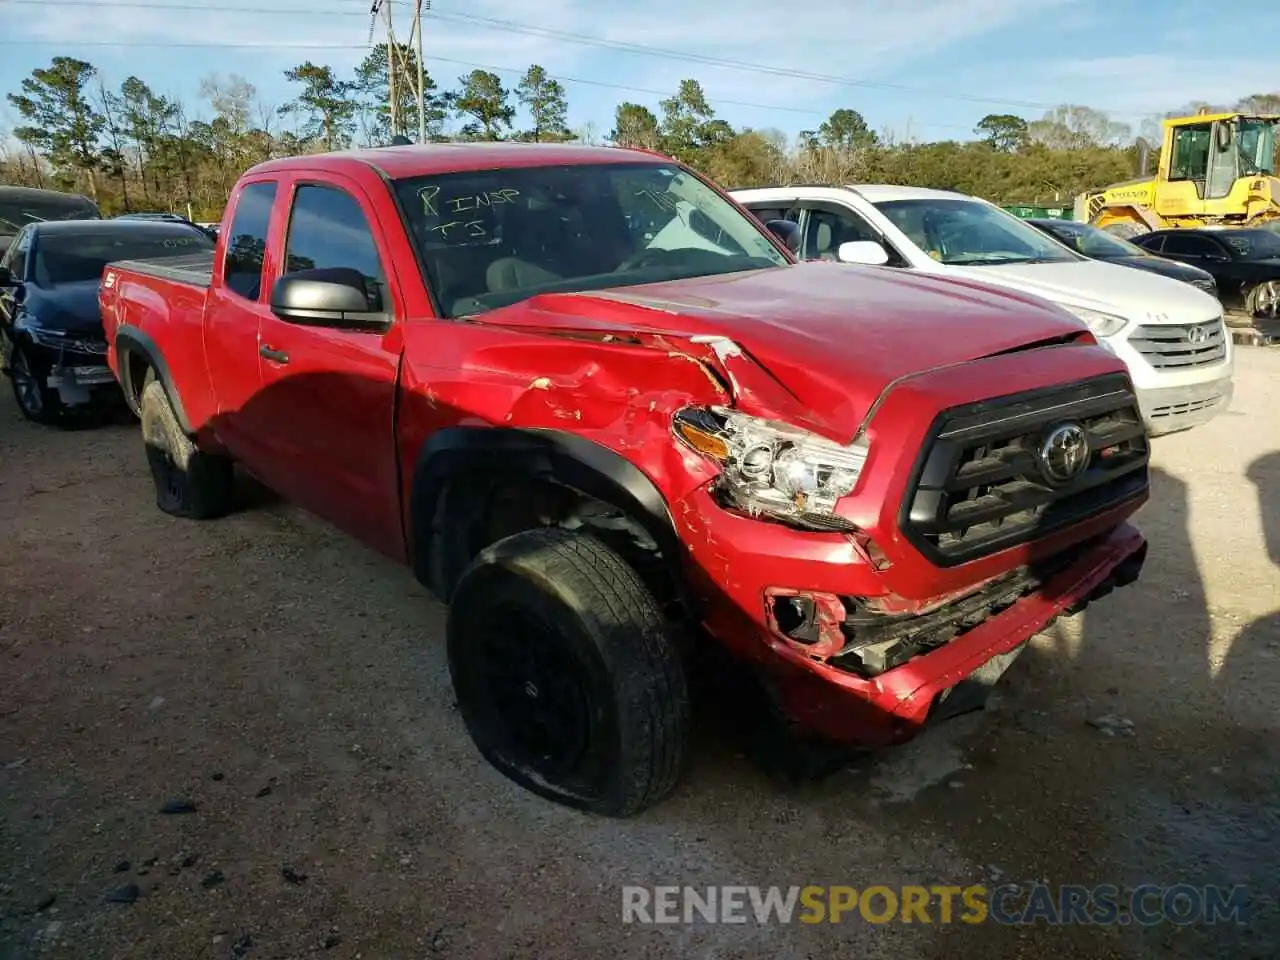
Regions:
[[731, 184, 1234, 437]]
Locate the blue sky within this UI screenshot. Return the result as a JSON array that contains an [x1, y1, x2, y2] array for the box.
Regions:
[[3, 0, 1279, 148]]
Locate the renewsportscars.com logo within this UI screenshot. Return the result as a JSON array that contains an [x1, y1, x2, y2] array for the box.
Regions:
[[621, 884, 1251, 927]]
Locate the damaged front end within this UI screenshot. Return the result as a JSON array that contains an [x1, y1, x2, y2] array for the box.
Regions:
[[21, 328, 116, 406], [763, 534, 1149, 679]]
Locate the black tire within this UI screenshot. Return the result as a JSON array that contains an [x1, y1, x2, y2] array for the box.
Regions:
[[139, 371, 235, 519], [447, 527, 689, 817], [1099, 221, 1148, 240], [8, 342, 62, 425]]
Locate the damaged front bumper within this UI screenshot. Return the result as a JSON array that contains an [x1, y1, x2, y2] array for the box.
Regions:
[[680, 489, 1148, 748], [22, 331, 118, 406], [47, 361, 117, 404]]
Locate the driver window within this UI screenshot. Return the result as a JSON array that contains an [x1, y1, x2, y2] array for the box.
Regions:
[[1162, 234, 1217, 257], [801, 207, 879, 261], [283, 184, 387, 312]]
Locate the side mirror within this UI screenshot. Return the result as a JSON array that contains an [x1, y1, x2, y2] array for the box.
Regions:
[[0, 265, 13, 287], [836, 240, 890, 266], [764, 219, 800, 253], [269, 267, 388, 330]]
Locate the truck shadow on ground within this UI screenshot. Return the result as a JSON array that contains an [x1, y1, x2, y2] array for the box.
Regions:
[[893, 460, 1280, 958]]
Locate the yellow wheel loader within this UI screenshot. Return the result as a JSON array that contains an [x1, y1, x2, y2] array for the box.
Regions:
[[1075, 112, 1280, 239]]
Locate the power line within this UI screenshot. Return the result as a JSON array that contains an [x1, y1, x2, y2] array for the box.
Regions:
[[3, 0, 1068, 112], [0, 37, 854, 122]]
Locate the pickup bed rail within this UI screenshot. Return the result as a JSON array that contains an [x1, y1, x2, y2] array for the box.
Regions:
[[108, 250, 215, 289]]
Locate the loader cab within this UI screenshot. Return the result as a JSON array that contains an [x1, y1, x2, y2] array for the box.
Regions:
[[1158, 113, 1280, 214]]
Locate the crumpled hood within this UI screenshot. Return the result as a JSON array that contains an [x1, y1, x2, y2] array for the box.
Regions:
[[946, 259, 1223, 323], [470, 261, 1092, 441], [26, 280, 105, 334]]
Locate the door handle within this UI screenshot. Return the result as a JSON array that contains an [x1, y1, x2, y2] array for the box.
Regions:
[[259, 344, 289, 363]]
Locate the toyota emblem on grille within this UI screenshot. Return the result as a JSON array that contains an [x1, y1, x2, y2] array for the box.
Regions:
[[1038, 422, 1089, 485], [1186, 325, 1208, 344]]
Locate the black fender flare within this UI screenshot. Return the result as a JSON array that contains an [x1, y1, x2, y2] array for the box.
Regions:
[[113, 324, 192, 433], [410, 427, 691, 610]]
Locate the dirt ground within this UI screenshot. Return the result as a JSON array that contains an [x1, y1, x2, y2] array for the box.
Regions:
[[1, 348, 1277, 960]]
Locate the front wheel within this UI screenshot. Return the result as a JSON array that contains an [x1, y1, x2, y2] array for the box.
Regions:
[[8, 343, 62, 425], [447, 527, 690, 817], [1246, 280, 1280, 320]]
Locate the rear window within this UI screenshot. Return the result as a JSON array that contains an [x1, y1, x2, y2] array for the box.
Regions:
[[34, 225, 212, 285], [0, 195, 100, 234]]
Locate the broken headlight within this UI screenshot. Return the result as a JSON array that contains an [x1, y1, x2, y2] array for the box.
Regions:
[[674, 407, 868, 529]]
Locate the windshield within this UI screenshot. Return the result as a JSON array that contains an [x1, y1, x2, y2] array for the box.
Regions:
[[1219, 229, 1280, 260], [1235, 118, 1278, 176], [0, 195, 100, 235], [34, 226, 212, 285], [390, 161, 789, 317], [872, 198, 1080, 266], [1040, 220, 1146, 259]]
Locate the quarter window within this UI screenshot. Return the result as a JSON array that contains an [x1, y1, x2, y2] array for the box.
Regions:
[[222, 181, 277, 301]]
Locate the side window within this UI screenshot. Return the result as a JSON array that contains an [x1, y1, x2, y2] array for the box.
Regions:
[[5, 229, 32, 279], [222, 181, 277, 301], [1169, 124, 1211, 181], [1137, 234, 1164, 254], [283, 184, 386, 312], [1162, 233, 1216, 257], [801, 206, 881, 260]]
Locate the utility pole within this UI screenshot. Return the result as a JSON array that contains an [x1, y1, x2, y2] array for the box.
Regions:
[[369, 0, 401, 139], [414, 0, 428, 143]]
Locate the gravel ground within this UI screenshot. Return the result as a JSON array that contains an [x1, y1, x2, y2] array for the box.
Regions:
[[1, 348, 1277, 960]]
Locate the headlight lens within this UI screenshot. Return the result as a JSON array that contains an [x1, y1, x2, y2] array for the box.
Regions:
[[674, 407, 867, 530], [27, 328, 108, 354], [1060, 304, 1129, 338], [28, 328, 68, 348]]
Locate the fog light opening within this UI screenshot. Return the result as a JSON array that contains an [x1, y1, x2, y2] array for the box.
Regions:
[[764, 589, 846, 660]]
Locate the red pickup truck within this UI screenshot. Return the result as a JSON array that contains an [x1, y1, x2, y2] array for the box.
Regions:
[[99, 143, 1150, 816]]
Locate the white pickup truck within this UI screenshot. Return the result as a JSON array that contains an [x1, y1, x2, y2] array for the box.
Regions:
[[731, 184, 1234, 437]]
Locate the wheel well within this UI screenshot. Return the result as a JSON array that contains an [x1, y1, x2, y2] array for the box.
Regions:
[[122, 347, 151, 414], [420, 468, 688, 623]]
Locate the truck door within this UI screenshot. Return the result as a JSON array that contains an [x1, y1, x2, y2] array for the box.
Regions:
[[253, 174, 405, 560], [203, 178, 278, 460]]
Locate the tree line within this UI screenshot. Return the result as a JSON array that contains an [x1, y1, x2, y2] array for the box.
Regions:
[[3, 50, 1278, 222]]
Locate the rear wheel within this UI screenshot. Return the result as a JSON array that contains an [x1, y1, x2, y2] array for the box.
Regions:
[[8, 343, 62, 425], [139, 371, 235, 519], [447, 527, 690, 817]]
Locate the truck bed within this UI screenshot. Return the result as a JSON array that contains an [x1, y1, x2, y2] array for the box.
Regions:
[[109, 249, 215, 289]]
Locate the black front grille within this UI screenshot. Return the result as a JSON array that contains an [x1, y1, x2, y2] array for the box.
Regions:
[[900, 374, 1149, 567]]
